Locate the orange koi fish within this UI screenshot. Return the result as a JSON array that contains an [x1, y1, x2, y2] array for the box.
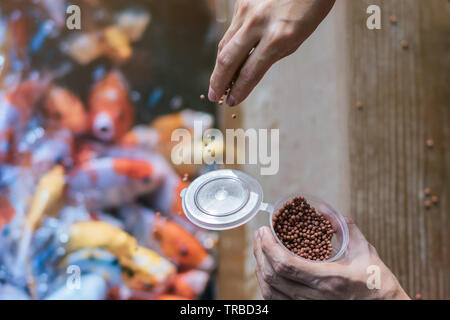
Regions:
[[150, 109, 217, 177], [150, 109, 213, 144], [153, 216, 213, 271], [172, 270, 210, 299], [89, 71, 134, 142], [67, 157, 164, 210], [106, 147, 188, 217], [44, 86, 89, 135]]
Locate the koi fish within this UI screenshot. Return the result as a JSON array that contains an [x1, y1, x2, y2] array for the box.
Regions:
[[66, 221, 176, 291], [102, 26, 132, 62], [62, 248, 123, 288], [89, 71, 134, 142], [25, 165, 66, 231], [45, 274, 108, 300], [0, 76, 51, 162], [150, 109, 214, 144], [147, 167, 189, 218], [118, 204, 213, 273], [44, 86, 89, 135], [67, 157, 164, 210], [63, 32, 104, 65], [106, 147, 188, 217], [150, 109, 218, 177], [171, 270, 209, 299], [153, 216, 213, 271], [115, 9, 151, 43], [14, 165, 66, 281], [119, 125, 159, 149]]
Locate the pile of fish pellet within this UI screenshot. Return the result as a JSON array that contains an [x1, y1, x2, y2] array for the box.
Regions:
[[272, 196, 334, 261]]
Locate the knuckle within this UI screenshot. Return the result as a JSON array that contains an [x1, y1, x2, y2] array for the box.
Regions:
[[272, 261, 287, 275], [265, 26, 297, 57], [239, 68, 256, 87], [325, 276, 347, 292], [218, 40, 224, 52], [238, 0, 250, 13], [262, 267, 275, 284], [217, 52, 232, 68]]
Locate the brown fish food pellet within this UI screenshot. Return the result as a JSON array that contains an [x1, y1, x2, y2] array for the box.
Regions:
[[431, 195, 439, 204], [272, 196, 335, 261], [401, 40, 409, 49], [355, 101, 363, 110]]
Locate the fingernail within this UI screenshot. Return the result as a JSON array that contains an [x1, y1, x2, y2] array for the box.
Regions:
[[208, 87, 217, 101], [227, 94, 236, 106], [253, 230, 259, 242]]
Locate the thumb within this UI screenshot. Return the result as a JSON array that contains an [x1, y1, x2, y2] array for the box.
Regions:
[[342, 216, 371, 259]]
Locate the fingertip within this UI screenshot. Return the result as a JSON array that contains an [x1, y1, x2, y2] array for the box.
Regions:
[[208, 87, 218, 102], [226, 94, 236, 107], [260, 226, 277, 247]]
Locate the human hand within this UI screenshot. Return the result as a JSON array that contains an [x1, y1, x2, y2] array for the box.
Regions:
[[208, 0, 336, 106], [253, 217, 410, 300]]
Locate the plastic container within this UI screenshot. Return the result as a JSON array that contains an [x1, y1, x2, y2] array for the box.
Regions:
[[270, 193, 349, 263], [181, 169, 349, 262]]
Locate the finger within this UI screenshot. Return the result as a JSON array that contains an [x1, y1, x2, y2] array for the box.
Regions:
[[209, 27, 260, 102], [218, 16, 243, 54], [254, 229, 320, 300], [341, 216, 373, 259], [226, 39, 275, 106], [257, 265, 321, 300], [253, 231, 291, 300], [217, 0, 250, 53], [255, 267, 292, 300], [259, 226, 333, 286]]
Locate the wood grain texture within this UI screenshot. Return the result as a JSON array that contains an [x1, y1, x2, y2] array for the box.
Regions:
[[348, 0, 450, 299]]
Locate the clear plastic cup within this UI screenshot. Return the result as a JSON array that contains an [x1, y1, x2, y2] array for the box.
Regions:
[[269, 193, 349, 263]]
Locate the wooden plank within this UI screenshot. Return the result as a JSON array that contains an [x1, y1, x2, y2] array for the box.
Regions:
[[347, 0, 450, 299]]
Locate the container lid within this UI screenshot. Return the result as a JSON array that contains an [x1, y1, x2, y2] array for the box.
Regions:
[[181, 169, 264, 230]]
